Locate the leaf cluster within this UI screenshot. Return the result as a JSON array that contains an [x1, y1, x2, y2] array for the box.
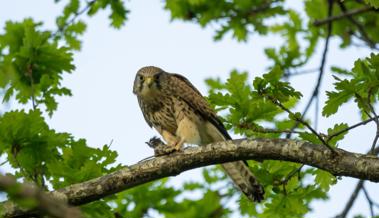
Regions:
[[1, 0, 379, 217], [324, 53, 379, 119], [0, 109, 122, 217], [0, 19, 74, 115], [205, 66, 358, 216]]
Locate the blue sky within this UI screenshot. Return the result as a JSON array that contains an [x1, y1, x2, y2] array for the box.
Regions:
[[0, 0, 378, 217]]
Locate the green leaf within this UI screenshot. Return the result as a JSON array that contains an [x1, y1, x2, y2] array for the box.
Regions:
[[326, 123, 349, 146], [299, 132, 322, 144], [322, 79, 355, 117], [323, 53, 379, 118], [239, 195, 257, 216], [0, 19, 75, 115], [364, 0, 379, 8], [109, 0, 128, 28], [289, 112, 302, 121], [314, 169, 336, 191]]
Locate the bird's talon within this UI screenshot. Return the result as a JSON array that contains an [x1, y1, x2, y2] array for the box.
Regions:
[[173, 140, 184, 151], [153, 144, 176, 156]]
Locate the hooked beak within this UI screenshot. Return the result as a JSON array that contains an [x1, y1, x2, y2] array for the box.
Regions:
[[145, 77, 153, 87]]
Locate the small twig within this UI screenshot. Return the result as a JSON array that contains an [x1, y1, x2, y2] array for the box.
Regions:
[[335, 180, 365, 218], [283, 68, 319, 78], [266, 95, 336, 154], [362, 185, 376, 217], [138, 155, 155, 163], [355, 92, 379, 154], [248, 0, 281, 15], [327, 115, 379, 143], [108, 139, 114, 147], [367, 90, 379, 153], [370, 129, 379, 154], [11, 145, 36, 185], [355, 93, 373, 119], [26, 64, 37, 110], [314, 5, 375, 26], [275, 165, 304, 186], [0, 174, 82, 218], [52, 0, 96, 38], [306, 0, 333, 119], [337, 2, 377, 48]]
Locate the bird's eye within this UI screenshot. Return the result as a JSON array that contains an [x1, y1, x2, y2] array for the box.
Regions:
[[154, 72, 162, 80], [139, 75, 144, 81]]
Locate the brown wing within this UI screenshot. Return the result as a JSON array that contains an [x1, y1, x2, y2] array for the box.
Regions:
[[165, 73, 232, 140], [165, 73, 265, 202]]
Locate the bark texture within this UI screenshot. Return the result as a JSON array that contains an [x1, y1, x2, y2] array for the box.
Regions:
[[2, 138, 379, 217]]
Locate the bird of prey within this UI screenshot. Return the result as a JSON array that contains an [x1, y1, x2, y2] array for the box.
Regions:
[[133, 66, 264, 202]]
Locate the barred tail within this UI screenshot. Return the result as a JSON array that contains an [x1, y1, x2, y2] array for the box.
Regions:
[[204, 122, 264, 202], [221, 161, 264, 202]]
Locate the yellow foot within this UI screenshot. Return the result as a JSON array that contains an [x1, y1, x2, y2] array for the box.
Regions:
[[172, 139, 185, 151]]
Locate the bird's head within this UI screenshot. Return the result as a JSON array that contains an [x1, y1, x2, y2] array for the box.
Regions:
[[133, 66, 165, 97]]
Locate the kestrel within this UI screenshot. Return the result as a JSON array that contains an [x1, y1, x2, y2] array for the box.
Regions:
[[133, 66, 264, 202]]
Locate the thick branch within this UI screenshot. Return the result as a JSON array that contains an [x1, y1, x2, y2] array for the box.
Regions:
[[2, 138, 379, 217], [335, 146, 379, 218]]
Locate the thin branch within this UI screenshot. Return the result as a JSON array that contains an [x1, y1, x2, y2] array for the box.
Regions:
[[335, 180, 365, 218], [306, 0, 333, 118], [327, 115, 379, 143], [275, 164, 304, 186], [315, 91, 319, 131], [248, 0, 281, 15], [351, 41, 379, 51], [283, 68, 319, 79], [356, 91, 379, 154], [314, 5, 375, 26], [362, 185, 376, 217], [370, 130, 379, 154], [26, 64, 37, 110], [337, 2, 377, 49], [0, 174, 81, 218], [266, 95, 336, 154], [367, 90, 379, 153], [52, 0, 96, 38], [335, 147, 379, 218], [287, 0, 334, 138], [3, 138, 379, 217]]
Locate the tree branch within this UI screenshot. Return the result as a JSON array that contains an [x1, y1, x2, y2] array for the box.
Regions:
[[335, 180, 365, 218], [313, 6, 376, 26], [0, 174, 81, 218], [52, 0, 96, 38], [265, 94, 336, 153], [362, 185, 377, 217], [327, 115, 379, 143], [335, 146, 379, 218], [2, 138, 379, 217], [337, 2, 377, 49], [287, 0, 334, 138]]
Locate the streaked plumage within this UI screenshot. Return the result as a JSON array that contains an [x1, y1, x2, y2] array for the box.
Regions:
[[133, 66, 264, 202]]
